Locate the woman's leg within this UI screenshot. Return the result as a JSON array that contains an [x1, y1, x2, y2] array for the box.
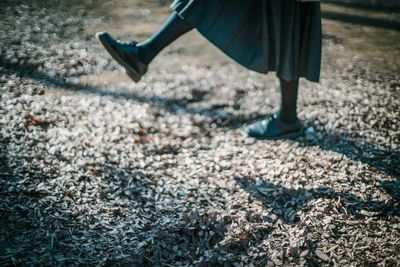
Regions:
[[138, 12, 194, 65], [245, 78, 302, 139], [97, 12, 193, 81], [277, 78, 299, 124]]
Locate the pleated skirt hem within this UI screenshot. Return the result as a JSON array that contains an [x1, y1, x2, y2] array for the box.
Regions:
[[172, 0, 322, 82]]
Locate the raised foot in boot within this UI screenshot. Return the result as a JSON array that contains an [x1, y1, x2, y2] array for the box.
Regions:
[[96, 31, 148, 82]]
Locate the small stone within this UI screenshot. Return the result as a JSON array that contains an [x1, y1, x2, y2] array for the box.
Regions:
[[315, 250, 330, 262]]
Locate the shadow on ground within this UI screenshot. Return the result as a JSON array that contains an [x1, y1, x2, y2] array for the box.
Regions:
[[1, 0, 399, 265], [1, 56, 399, 179], [323, 0, 400, 12], [235, 176, 399, 226], [322, 11, 400, 31], [1, 56, 399, 264]]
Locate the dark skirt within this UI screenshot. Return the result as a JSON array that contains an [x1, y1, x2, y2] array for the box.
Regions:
[[171, 0, 322, 82]]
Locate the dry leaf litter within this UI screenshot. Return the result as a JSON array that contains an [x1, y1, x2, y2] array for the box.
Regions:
[[0, 1, 399, 266]]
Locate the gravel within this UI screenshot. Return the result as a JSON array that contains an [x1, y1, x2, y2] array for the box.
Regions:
[[1, 2, 399, 266]]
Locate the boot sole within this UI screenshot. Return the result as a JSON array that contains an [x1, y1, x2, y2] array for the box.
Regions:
[[245, 127, 304, 140]]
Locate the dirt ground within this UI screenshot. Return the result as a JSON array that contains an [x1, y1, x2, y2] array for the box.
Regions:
[[1, 0, 399, 266]]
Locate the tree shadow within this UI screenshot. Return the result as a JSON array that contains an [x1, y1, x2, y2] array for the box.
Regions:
[[296, 121, 400, 177], [323, 0, 400, 13], [322, 10, 400, 31], [292, 122, 400, 203], [0, 144, 149, 265], [234, 175, 399, 225], [0, 137, 235, 266], [0, 56, 266, 127]]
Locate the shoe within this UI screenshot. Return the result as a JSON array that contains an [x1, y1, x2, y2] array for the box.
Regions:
[[96, 31, 148, 82], [245, 114, 304, 140]]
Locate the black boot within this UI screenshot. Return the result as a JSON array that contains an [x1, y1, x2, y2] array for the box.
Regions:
[[96, 32, 148, 82], [245, 113, 303, 140]]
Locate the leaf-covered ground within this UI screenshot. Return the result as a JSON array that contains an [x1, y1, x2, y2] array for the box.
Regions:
[[1, 1, 399, 266]]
